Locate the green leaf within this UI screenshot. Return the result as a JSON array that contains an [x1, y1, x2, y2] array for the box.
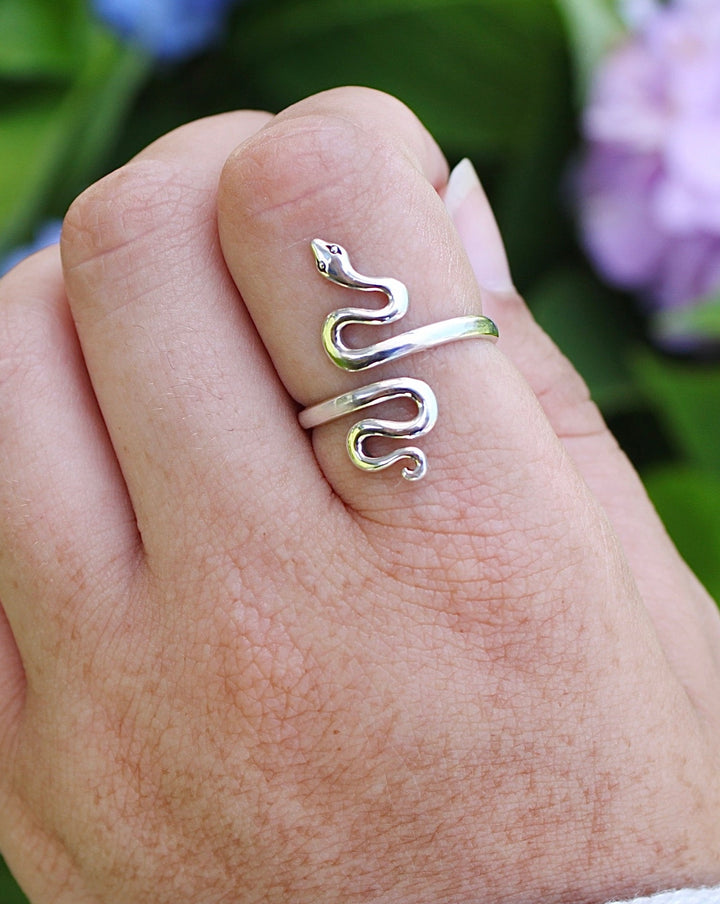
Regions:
[[553, 0, 626, 100], [0, 30, 149, 256], [232, 0, 566, 158], [0, 86, 68, 249], [653, 293, 720, 344], [0, 855, 29, 903], [643, 466, 720, 605], [0, 0, 90, 78], [634, 352, 720, 475], [491, 57, 575, 291], [527, 266, 640, 413], [53, 36, 151, 202]]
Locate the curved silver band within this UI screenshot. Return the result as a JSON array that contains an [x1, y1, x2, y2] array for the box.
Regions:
[[300, 377, 438, 481], [298, 377, 433, 430], [298, 239, 499, 481], [323, 313, 498, 371]]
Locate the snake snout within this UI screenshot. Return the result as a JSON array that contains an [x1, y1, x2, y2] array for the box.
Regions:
[[311, 238, 332, 262], [311, 239, 347, 279]]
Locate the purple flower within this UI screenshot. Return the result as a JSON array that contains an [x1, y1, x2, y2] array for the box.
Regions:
[[92, 0, 239, 61], [577, 0, 720, 311], [0, 220, 63, 278]]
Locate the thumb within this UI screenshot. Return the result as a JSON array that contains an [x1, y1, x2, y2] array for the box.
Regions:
[[444, 158, 720, 724]]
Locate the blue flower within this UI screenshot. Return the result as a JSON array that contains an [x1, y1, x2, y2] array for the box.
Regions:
[[1, 220, 63, 277], [92, 0, 239, 61]]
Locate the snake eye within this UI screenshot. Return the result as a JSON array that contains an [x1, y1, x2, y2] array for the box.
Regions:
[[329, 245, 340, 254], [317, 261, 327, 272]]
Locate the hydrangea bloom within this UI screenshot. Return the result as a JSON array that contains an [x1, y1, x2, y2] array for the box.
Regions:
[[0, 220, 63, 277], [578, 0, 720, 311], [93, 0, 239, 61]]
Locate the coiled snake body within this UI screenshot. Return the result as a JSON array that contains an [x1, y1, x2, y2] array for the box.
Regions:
[[299, 239, 498, 481]]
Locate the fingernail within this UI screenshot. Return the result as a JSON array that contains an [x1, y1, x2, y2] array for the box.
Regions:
[[444, 158, 514, 293]]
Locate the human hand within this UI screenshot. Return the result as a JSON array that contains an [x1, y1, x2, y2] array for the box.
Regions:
[[0, 88, 719, 904]]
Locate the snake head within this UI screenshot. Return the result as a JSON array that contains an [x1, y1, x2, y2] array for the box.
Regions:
[[311, 239, 348, 280]]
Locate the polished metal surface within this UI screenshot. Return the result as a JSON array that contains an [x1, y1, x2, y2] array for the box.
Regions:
[[299, 377, 438, 481], [299, 239, 498, 481]]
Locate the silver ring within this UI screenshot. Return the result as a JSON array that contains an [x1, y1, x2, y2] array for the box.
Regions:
[[299, 239, 499, 481]]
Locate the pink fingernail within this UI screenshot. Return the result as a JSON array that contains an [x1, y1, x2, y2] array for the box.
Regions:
[[444, 158, 514, 293]]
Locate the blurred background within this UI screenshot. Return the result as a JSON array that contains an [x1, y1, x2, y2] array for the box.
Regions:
[[1, 0, 719, 899]]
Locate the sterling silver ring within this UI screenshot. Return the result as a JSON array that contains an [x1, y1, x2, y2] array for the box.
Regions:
[[298, 239, 499, 481]]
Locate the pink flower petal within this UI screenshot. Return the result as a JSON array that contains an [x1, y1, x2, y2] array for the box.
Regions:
[[577, 0, 720, 310]]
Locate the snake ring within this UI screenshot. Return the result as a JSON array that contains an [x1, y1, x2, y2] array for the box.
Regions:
[[298, 239, 499, 481]]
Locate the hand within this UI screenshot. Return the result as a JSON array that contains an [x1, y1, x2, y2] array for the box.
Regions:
[[1, 88, 719, 904]]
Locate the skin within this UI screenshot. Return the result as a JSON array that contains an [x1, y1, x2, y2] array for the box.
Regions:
[[0, 87, 719, 904]]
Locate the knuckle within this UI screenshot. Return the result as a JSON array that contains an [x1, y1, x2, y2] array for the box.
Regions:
[[316, 85, 419, 121], [0, 317, 36, 398], [535, 348, 607, 440], [0, 254, 60, 396], [62, 159, 211, 275], [220, 104, 415, 227], [508, 304, 608, 441], [303, 86, 436, 168]]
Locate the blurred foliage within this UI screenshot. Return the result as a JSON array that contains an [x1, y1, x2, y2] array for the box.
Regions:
[[654, 293, 720, 344], [554, 0, 624, 96], [0, 1, 149, 253], [1, 0, 719, 894], [0, 855, 28, 903], [644, 466, 720, 603]]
